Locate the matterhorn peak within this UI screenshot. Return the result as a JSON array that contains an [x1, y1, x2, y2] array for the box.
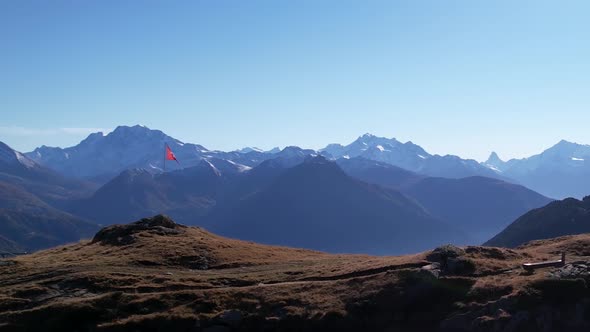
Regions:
[[486, 151, 503, 164]]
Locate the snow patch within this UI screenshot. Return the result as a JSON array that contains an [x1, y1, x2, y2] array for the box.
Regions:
[[15, 152, 36, 169], [149, 163, 163, 171], [572, 157, 585, 161], [418, 154, 427, 159], [376, 145, 385, 152], [343, 155, 350, 159], [226, 159, 252, 172], [204, 159, 222, 176], [485, 164, 502, 172]]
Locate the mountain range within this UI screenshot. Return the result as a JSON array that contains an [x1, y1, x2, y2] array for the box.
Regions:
[[25, 127, 506, 184], [60, 152, 550, 253], [65, 154, 462, 254], [26, 125, 271, 183], [483, 140, 590, 199], [25, 125, 589, 200], [2, 124, 590, 253], [322, 133, 503, 180]]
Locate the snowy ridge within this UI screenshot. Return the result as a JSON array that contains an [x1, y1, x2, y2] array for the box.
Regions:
[[21, 127, 504, 181]]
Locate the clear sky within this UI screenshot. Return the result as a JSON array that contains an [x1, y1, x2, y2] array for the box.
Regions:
[[2, 1, 590, 161]]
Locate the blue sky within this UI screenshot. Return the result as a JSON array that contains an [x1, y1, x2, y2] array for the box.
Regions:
[[2, 1, 590, 161]]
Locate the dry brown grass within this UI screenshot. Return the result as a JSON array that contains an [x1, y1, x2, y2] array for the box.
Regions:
[[1, 216, 590, 331]]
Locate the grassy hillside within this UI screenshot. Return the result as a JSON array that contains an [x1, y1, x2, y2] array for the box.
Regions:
[[2, 215, 590, 331]]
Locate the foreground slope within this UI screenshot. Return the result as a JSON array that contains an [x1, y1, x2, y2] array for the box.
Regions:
[[486, 196, 590, 248], [3, 215, 590, 331]]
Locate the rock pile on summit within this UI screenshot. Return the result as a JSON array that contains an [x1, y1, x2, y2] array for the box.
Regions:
[[92, 214, 185, 245], [549, 261, 590, 280], [425, 244, 476, 276]]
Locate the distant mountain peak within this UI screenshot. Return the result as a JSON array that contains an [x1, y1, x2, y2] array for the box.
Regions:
[[550, 139, 590, 150], [486, 151, 503, 164], [542, 139, 590, 158], [356, 133, 392, 142], [266, 147, 281, 154], [303, 154, 330, 164], [110, 124, 158, 136], [279, 146, 306, 156], [79, 131, 105, 146], [318, 133, 505, 179]]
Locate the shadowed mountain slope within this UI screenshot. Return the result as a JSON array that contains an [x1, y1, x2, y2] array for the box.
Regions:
[[338, 157, 552, 244], [0, 141, 96, 207], [486, 196, 590, 248], [68, 158, 244, 225], [210, 157, 465, 254], [400, 176, 552, 244], [0, 182, 98, 251]]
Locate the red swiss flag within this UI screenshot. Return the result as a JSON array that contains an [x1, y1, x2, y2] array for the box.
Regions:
[[165, 145, 180, 164]]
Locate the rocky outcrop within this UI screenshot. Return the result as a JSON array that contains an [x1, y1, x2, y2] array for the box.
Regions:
[[549, 261, 590, 279], [426, 245, 476, 276], [92, 214, 185, 245]]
